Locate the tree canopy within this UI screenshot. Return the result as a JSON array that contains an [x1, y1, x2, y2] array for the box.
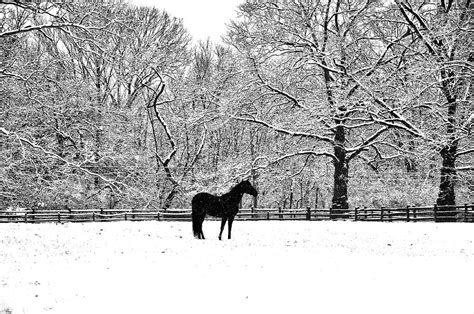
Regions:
[[1, 0, 472, 211]]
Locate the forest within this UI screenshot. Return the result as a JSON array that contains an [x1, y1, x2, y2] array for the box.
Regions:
[[0, 0, 472, 213]]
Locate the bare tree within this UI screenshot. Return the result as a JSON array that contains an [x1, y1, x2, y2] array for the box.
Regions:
[[1, 1, 120, 208], [392, 0, 473, 220], [0, 1, 200, 209], [227, 0, 427, 211]]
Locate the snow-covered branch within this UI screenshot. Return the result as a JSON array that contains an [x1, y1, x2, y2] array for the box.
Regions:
[[0, 21, 107, 38], [347, 127, 389, 161], [232, 115, 334, 144], [1, 127, 128, 192]]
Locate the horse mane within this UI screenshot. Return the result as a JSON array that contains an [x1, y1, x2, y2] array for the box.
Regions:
[[228, 180, 246, 194]]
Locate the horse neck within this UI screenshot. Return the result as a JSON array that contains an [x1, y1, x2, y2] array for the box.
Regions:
[[222, 186, 244, 204]]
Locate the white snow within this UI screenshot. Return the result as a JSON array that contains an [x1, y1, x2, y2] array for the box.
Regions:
[[1, 221, 473, 314]]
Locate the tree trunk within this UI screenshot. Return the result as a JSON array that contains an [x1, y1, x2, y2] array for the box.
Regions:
[[436, 76, 458, 222], [314, 186, 319, 209], [250, 130, 258, 208], [162, 186, 178, 210], [331, 124, 349, 217], [94, 61, 103, 188], [332, 155, 349, 209], [437, 143, 457, 202], [289, 190, 293, 209], [252, 175, 258, 209], [436, 141, 458, 221]]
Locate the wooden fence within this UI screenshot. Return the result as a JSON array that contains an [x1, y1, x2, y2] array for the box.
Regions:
[[1, 204, 473, 223]]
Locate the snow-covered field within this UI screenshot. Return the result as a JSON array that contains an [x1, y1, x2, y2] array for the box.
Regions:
[[1, 221, 473, 314]]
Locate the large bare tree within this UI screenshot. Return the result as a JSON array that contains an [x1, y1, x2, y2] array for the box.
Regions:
[[393, 0, 473, 220], [227, 0, 427, 211]]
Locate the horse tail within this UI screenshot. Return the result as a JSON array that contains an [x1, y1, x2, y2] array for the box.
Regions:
[[191, 200, 203, 238], [192, 209, 201, 238]]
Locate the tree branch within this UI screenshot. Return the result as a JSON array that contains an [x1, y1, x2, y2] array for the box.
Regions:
[[232, 115, 334, 144], [1, 127, 127, 192]]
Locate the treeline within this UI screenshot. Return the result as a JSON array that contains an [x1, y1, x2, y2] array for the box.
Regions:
[[1, 0, 472, 214]]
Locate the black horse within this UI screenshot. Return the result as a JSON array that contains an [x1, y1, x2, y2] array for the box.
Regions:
[[192, 180, 258, 240]]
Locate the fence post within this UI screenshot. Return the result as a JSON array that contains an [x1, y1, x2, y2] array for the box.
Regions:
[[58, 212, 61, 223], [306, 207, 311, 220], [464, 204, 468, 223], [125, 213, 127, 221], [24, 213, 28, 223], [380, 207, 384, 222], [433, 204, 438, 222], [329, 207, 333, 220], [406, 206, 410, 222], [93, 212, 96, 222], [157, 212, 161, 221], [278, 206, 282, 220], [354, 207, 358, 221], [267, 212, 270, 220]]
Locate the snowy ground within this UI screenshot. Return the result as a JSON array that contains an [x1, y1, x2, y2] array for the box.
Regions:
[[1, 221, 473, 314]]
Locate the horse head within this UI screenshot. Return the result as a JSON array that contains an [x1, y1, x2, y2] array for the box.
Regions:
[[239, 179, 258, 197]]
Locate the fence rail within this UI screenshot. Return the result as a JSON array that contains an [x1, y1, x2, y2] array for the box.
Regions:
[[1, 204, 473, 224]]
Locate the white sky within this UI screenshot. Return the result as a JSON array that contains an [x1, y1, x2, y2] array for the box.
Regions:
[[130, 0, 245, 42]]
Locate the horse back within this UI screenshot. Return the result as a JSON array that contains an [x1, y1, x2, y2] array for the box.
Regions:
[[192, 193, 224, 217]]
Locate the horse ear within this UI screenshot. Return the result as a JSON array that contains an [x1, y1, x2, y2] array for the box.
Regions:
[[241, 175, 251, 182]]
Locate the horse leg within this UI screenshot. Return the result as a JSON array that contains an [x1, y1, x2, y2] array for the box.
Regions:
[[218, 217, 227, 240], [200, 215, 205, 239], [227, 216, 235, 240]]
